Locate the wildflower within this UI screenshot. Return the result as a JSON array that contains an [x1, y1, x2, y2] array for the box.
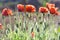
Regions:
[[39, 7, 48, 13], [0, 23, 3, 30], [46, 3, 55, 9], [2, 8, 8, 16], [31, 32, 35, 38], [17, 4, 24, 12], [26, 5, 36, 12], [49, 7, 58, 14], [7, 9, 13, 16], [2, 8, 13, 16]]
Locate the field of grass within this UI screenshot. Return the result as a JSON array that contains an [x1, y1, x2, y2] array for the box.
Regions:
[[0, 1, 60, 40], [0, 12, 60, 40]]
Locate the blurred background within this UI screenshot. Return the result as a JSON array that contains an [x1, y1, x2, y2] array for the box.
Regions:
[[0, 0, 60, 11]]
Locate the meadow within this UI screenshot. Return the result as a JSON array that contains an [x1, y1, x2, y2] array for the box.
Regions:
[[0, 3, 60, 40]]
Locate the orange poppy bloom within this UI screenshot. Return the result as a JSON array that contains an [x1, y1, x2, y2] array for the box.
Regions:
[[46, 3, 55, 9], [0, 23, 3, 30], [2, 8, 13, 16], [31, 32, 35, 38], [17, 4, 24, 12], [26, 5, 36, 12], [49, 7, 58, 14], [39, 7, 48, 13], [7, 9, 13, 16]]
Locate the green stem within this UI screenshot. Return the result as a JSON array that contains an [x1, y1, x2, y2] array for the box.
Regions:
[[2, 16, 6, 39], [9, 15, 12, 32], [17, 11, 20, 29]]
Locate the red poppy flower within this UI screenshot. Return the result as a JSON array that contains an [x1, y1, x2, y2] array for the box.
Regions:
[[17, 4, 24, 12], [46, 3, 55, 9], [0, 23, 3, 30], [2, 8, 13, 16], [49, 7, 58, 14], [2, 8, 8, 16], [7, 9, 13, 16], [31, 32, 35, 38], [26, 5, 36, 12], [39, 7, 48, 13]]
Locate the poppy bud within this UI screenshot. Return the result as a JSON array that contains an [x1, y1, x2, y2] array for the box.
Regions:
[[31, 32, 35, 38]]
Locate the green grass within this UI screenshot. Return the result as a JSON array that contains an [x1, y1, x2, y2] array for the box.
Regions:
[[0, 12, 60, 40]]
